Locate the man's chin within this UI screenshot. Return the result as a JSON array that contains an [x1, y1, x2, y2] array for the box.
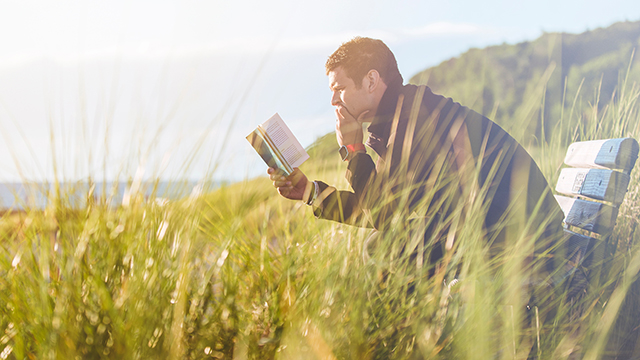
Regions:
[[341, 107, 356, 119], [357, 112, 373, 124], [336, 106, 370, 123]]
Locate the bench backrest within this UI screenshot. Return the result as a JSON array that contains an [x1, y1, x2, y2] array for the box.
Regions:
[[555, 138, 638, 235], [553, 138, 639, 291]]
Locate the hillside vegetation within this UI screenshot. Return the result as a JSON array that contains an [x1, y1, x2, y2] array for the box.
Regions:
[[411, 20, 640, 146]]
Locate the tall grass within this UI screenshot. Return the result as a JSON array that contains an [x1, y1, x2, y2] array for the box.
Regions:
[[1, 73, 640, 360]]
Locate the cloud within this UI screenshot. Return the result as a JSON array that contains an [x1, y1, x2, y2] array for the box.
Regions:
[[400, 22, 496, 37], [190, 22, 500, 55], [0, 21, 503, 70]]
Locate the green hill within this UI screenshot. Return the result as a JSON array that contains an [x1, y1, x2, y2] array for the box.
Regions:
[[409, 20, 640, 145]]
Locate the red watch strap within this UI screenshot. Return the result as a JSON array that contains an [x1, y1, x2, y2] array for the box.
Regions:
[[346, 143, 365, 153]]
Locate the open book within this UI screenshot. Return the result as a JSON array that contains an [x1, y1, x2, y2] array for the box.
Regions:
[[246, 113, 310, 176]]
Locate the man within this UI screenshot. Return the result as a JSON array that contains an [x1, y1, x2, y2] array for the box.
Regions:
[[269, 37, 563, 279]]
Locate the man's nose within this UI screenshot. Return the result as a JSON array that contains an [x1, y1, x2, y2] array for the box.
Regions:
[[331, 91, 340, 106]]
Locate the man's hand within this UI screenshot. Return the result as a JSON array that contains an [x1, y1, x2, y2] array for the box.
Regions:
[[268, 167, 311, 201], [335, 108, 369, 147]]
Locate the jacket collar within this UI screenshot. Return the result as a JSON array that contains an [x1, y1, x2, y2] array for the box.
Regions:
[[367, 78, 404, 141], [366, 79, 404, 157]]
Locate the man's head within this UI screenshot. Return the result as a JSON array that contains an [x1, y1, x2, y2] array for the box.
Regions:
[[326, 37, 402, 122], [325, 37, 402, 88]]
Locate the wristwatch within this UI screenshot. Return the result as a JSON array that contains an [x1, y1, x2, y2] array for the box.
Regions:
[[339, 143, 366, 161]]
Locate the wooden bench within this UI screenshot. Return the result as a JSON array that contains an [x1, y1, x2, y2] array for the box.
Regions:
[[552, 138, 639, 296]]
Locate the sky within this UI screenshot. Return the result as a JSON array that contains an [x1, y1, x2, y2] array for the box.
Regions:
[[0, 0, 638, 183]]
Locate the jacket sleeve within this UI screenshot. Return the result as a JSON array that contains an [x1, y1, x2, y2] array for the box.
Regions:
[[312, 152, 376, 227]]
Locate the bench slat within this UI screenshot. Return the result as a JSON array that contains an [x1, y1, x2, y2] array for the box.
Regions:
[[555, 168, 630, 204], [554, 195, 618, 234], [564, 138, 639, 173]]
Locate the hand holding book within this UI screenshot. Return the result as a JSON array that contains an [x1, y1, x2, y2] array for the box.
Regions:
[[267, 167, 312, 202]]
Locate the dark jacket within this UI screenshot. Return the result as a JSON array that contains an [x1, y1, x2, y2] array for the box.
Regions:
[[313, 80, 563, 260]]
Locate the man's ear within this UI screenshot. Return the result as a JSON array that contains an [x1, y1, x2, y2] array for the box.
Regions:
[[365, 69, 381, 93]]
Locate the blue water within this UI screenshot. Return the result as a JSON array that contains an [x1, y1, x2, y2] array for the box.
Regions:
[[0, 181, 211, 210]]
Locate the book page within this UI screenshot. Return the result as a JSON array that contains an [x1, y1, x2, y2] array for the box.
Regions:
[[246, 129, 292, 175], [262, 113, 310, 169]]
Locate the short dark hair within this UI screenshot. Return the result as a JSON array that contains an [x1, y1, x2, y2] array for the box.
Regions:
[[326, 37, 403, 87]]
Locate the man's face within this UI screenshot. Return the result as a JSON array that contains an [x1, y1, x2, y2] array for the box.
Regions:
[[328, 66, 372, 122]]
